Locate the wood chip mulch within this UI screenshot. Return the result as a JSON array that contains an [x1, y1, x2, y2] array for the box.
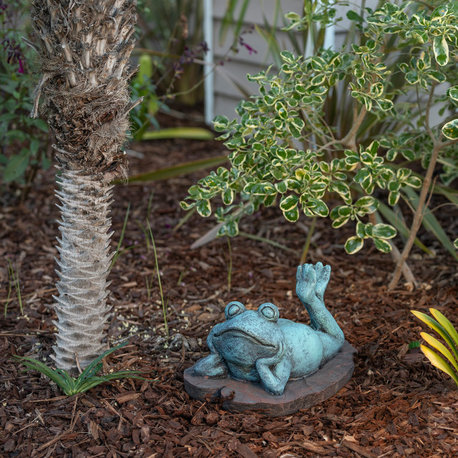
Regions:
[[1, 131, 457, 457]]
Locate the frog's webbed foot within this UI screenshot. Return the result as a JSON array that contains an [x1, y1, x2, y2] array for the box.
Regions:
[[296, 264, 317, 305], [193, 354, 228, 378], [296, 262, 332, 330], [296, 263, 330, 304], [313, 262, 331, 302]]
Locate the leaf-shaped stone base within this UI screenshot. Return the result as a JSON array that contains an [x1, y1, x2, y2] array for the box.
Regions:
[[184, 341, 356, 416]]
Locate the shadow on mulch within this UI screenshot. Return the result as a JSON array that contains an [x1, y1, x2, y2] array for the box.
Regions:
[[1, 128, 457, 457]]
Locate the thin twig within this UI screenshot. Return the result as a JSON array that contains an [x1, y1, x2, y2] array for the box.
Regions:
[[341, 106, 367, 150], [388, 84, 441, 290], [389, 143, 442, 290], [300, 217, 317, 265]]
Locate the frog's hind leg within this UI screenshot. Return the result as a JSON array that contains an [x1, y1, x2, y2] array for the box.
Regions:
[[297, 263, 344, 361]]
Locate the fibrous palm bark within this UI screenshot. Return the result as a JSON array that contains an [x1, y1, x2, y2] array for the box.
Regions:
[[31, 0, 137, 372]]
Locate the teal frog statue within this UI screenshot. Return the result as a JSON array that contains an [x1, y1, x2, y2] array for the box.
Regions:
[[192, 263, 344, 395]]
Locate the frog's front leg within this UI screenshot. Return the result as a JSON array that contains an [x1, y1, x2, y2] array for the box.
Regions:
[[193, 353, 228, 378], [193, 329, 228, 378], [255, 342, 290, 395], [256, 357, 292, 395]]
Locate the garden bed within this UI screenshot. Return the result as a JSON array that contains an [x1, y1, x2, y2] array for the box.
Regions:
[[0, 123, 457, 457]]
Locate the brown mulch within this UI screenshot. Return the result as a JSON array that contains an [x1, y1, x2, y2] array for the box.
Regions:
[[0, 119, 457, 457]]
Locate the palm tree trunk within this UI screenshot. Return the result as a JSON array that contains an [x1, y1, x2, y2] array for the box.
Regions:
[[31, 0, 137, 372], [54, 169, 113, 370]]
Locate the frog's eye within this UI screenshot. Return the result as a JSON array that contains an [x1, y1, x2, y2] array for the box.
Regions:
[[258, 303, 279, 322], [225, 301, 246, 320]]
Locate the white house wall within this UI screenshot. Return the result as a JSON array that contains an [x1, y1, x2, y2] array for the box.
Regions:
[[210, 0, 380, 121]]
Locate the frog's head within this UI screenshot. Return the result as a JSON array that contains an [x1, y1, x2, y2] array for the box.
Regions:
[[209, 301, 285, 367]]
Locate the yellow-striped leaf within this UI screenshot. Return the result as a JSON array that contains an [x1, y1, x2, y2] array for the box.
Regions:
[[420, 345, 458, 386], [420, 332, 458, 373], [429, 308, 458, 350], [411, 310, 458, 361]]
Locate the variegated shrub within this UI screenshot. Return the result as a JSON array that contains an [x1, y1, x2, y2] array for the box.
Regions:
[[181, 1, 457, 257]]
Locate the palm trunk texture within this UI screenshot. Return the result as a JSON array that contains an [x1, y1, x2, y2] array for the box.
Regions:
[[31, 0, 137, 371]]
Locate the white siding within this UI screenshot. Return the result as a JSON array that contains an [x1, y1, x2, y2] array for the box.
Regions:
[[210, 0, 379, 120]]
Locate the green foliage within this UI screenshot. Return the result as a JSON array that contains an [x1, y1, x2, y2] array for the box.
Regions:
[[182, 1, 457, 256], [412, 308, 458, 386], [0, 0, 50, 187], [130, 53, 162, 140], [135, 0, 205, 106], [14, 342, 146, 395]]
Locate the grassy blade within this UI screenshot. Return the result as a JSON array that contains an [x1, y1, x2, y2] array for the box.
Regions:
[[429, 308, 458, 351], [412, 311, 458, 361], [77, 363, 103, 384], [111, 203, 131, 269], [255, 21, 282, 67], [7, 260, 23, 315], [233, 0, 250, 49], [219, 0, 239, 45], [76, 372, 146, 394], [377, 203, 432, 255], [434, 185, 458, 205], [14, 356, 70, 391], [421, 332, 458, 372], [141, 127, 214, 141], [146, 220, 168, 337], [125, 156, 227, 184], [172, 207, 196, 233], [79, 341, 129, 381], [3, 262, 13, 317], [239, 231, 296, 254], [403, 187, 458, 260], [56, 367, 76, 388], [420, 345, 458, 385]]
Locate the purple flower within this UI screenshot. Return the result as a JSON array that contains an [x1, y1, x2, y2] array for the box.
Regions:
[[1, 37, 25, 73], [17, 56, 24, 74], [239, 36, 257, 55]]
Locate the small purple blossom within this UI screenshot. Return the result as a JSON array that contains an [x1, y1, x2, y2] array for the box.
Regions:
[[17, 56, 24, 73], [172, 41, 209, 79], [1, 38, 25, 74], [239, 36, 257, 55]]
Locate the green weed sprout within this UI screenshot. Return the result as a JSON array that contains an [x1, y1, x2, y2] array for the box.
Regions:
[[411, 308, 458, 386], [146, 219, 169, 338], [14, 341, 146, 396], [4, 260, 23, 317]]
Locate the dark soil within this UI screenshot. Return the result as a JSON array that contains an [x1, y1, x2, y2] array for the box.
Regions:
[[1, 115, 457, 457]]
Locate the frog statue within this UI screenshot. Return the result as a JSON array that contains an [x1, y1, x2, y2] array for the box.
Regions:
[[192, 262, 344, 395]]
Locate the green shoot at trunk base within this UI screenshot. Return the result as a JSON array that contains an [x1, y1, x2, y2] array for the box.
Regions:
[[14, 342, 146, 396]]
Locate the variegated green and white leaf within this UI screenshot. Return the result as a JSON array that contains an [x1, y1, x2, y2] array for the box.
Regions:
[[196, 200, 212, 217], [345, 236, 364, 254], [373, 237, 392, 253], [372, 223, 397, 239], [441, 119, 458, 140]]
